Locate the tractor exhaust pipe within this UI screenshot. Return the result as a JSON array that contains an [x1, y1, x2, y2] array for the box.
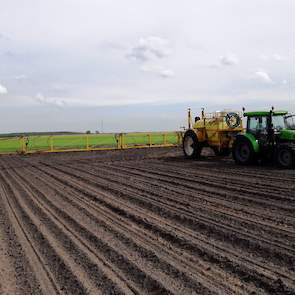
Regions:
[[188, 108, 192, 129]]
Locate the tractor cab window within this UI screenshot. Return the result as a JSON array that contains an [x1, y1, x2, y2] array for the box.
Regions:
[[285, 115, 295, 130], [272, 115, 286, 131], [248, 116, 268, 134]]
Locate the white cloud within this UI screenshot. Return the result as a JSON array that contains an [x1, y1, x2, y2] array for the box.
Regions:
[[0, 84, 8, 94], [220, 53, 239, 66], [209, 53, 239, 68], [254, 71, 273, 84], [159, 69, 175, 78], [260, 54, 286, 62], [35, 93, 66, 107], [272, 54, 285, 61], [127, 36, 174, 78], [127, 36, 171, 62], [282, 79, 288, 85], [14, 74, 28, 80], [141, 64, 174, 78]]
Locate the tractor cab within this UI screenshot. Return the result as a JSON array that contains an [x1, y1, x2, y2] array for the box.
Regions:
[[232, 109, 295, 168], [285, 115, 295, 130], [245, 111, 295, 141]]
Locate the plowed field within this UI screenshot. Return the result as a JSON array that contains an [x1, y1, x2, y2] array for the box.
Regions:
[[0, 148, 294, 295]]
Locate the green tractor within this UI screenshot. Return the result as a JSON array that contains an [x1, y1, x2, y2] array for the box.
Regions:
[[232, 108, 295, 168]]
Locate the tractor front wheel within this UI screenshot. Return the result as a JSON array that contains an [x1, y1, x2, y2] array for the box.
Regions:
[[183, 130, 202, 159], [276, 147, 294, 168], [232, 137, 255, 165]]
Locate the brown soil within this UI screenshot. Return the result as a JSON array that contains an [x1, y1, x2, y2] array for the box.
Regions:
[[0, 147, 294, 294]]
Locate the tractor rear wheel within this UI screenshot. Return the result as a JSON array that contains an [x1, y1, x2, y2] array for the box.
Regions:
[[276, 146, 294, 168], [232, 137, 255, 165], [183, 130, 202, 159]]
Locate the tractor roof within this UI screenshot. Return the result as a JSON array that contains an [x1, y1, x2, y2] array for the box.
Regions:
[[244, 111, 288, 117]]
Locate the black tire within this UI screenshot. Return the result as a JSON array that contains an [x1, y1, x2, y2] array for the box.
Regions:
[[276, 146, 294, 168], [232, 137, 255, 165], [183, 130, 202, 159], [212, 147, 231, 157], [225, 112, 241, 129]]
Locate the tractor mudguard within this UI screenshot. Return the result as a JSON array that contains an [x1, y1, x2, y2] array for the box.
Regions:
[[183, 129, 197, 138], [279, 130, 295, 140], [236, 133, 259, 153]]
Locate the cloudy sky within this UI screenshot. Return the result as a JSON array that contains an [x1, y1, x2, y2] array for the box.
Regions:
[[0, 0, 295, 133]]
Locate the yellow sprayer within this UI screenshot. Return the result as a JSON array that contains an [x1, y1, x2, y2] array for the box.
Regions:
[[183, 108, 243, 158]]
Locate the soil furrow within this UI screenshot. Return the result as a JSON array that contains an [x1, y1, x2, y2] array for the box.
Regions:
[[148, 159, 295, 192], [72, 161, 295, 239], [7, 166, 189, 295], [43, 161, 295, 269], [110, 162, 295, 210], [0, 170, 95, 295], [0, 185, 42, 295], [34, 162, 295, 292], [22, 164, 248, 295], [1, 148, 295, 294]]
